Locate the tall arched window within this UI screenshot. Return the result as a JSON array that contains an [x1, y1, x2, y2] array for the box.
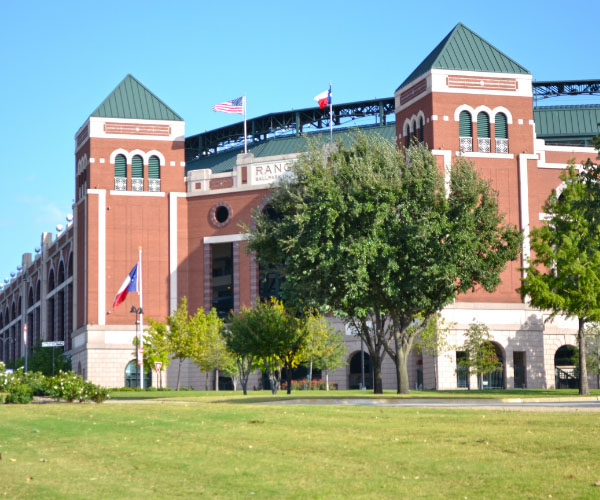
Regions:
[[477, 112, 491, 153], [148, 155, 161, 192], [418, 117, 425, 143], [459, 111, 473, 152], [131, 155, 144, 191], [495, 112, 508, 153], [125, 360, 152, 388], [405, 124, 411, 148], [114, 154, 127, 191]]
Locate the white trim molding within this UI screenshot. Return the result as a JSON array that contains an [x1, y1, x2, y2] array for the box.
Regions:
[[109, 190, 165, 198], [169, 193, 186, 313], [518, 154, 538, 280], [203, 233, 249, 244], [87, 189, 106, 325]]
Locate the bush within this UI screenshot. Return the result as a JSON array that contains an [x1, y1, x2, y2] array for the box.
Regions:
[[280, 379, 338, 391], [84, 382, 110, 403], [5, 383, 33, 404]]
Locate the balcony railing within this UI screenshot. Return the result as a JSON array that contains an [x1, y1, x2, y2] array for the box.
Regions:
[[114, 177, 126, 191], [149, 179, 161, 192], [478, 137, 491, 153], [459, 136, 473, 152], [132, 178, 144, 192], [495, 138, 509, 154]]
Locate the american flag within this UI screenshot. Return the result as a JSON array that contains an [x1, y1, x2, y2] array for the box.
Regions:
[[212, 96, 244, 114]]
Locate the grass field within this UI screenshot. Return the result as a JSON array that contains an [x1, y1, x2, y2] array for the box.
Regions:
[[106, 387, 600, 401], [1, 399, 600, 499]]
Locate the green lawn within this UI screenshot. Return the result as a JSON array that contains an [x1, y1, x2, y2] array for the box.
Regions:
[[1, 402, 599, 499], [107, 387, 600, 402]]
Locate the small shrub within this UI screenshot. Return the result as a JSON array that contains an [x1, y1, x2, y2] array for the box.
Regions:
[[5, 383, 33, 404], [83, 382, 110, 403], [46, 371, 87, 402]]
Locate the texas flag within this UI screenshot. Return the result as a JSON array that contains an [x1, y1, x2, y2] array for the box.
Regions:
[[314, 84, 331, 109], [112, 263, 139, 309]]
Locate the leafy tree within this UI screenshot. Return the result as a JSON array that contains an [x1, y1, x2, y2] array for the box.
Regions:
[[306, 314, 347, 390], [584, 324, 600, 389], [7, 343, 71, 376], [192, 309, 229, 391], [143, 318, 171, 389], [521, 160, 600, 395], [414, 314, 453, 390], [249, 135, 521, 393], [223, 311, 257, 395], [458, 322, 502, 390]]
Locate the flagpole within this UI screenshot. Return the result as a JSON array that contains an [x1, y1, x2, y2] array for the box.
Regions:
[[243, 95, 248, 154], [329, 82, 333, 144], [138, 246, 144, 389]]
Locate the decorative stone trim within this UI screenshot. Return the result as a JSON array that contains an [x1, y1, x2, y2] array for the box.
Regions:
[[209, 202, 233, 228]]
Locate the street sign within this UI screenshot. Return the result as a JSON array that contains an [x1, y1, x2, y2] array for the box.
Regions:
[[23, 323, 27, 345], [137, 347, 144, 365], [42, 341, 65, 348], [154, 361, 163, 372]]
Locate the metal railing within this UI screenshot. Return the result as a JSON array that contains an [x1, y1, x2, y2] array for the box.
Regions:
[[478, 137, 491, 153], [459, 136, 473, 152], [495, 138, 509, 154], [114, 177, 126, 191]]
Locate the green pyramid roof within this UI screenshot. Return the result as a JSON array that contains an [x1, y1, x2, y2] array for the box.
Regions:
[[91, 74, 183, 121], [398, 23, 530, 90]]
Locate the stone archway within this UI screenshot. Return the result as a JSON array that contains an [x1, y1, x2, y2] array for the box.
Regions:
[[554, 345, 579, 389], [349, 351, 373, 390], [480, 341, 505, 389]]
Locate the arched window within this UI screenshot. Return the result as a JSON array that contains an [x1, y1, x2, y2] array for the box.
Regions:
[[405, 123, 411, 148], [477, 112, 491, 153], [418, 117, 425, 143], [459, 111, 473, 152], [148, 155, 161, 192], [68, 253, 73, 277], [131, 155, 144, 191], [495, 112, 508, 153], [58, 261, 65, 284], [36, 280, 41, 301], [28, 287, 34, 308], [125, 360, 152, 388], [114, 154, 127, 191], [48, 269, 55, 290]]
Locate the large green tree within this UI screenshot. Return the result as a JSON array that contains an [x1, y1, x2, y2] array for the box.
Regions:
[[249, 135, 521, 393], [521, 160, 600, 395]]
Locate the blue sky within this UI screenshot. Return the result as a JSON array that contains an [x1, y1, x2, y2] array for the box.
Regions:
[[0, 0, 598, 280]]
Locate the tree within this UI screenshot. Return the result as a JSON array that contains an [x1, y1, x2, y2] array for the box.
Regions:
[[249, 135, 521, 394], [458, 322, 502, 390], [521, 159, 600, 395], [306, 314, 347, 390], [414, 314, 452, 390], [192, 309, 229, 391], [142, 318, 171, 389]]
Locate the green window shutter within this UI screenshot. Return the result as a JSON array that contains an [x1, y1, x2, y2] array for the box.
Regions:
[[114, 154, 126, 177], [131, 155, 143, 178], [495, 113, 508, 139], [148, 156, 160, 179], [459, 111, 472, 137], [477, 112, 490, 138]]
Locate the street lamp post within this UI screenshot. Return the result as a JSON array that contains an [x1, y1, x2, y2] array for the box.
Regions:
[[130, 306, 144, 388]]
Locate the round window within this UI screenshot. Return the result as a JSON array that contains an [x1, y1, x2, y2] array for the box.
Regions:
[[210, 202, 233, 228]]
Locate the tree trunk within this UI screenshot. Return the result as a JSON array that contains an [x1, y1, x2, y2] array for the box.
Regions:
[[397, 347, 410, 394], [215, 369, 219, 392], [176, 358, 183, 391], [578, 317, 589, 395], [308, 358, 313, 390], [286, 365, 292, 394], [325, 370, 329, 391], [372, 353, 383, 394]]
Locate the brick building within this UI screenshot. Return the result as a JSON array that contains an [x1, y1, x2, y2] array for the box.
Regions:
[[1, 24, 599, 390]]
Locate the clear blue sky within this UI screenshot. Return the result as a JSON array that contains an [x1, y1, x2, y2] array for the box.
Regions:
[[0, 0, 598, 280]]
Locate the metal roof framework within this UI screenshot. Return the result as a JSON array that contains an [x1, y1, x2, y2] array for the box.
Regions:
[[533, 80, 600, 100], [185, 98, 394, 161]]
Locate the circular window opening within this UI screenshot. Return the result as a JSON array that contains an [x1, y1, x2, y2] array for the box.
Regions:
[[215, 205, 230, 224]]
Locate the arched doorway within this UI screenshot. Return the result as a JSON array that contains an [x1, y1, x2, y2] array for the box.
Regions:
[[555, 345, 579, 389], [349, 351, 373, 390], [125, 360, 151, 389], [479, 341, 505, 389]]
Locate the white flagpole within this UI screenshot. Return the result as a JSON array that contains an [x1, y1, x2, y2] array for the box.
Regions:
[[243, 95, 248, 154], [138, 246, 144, 389]]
